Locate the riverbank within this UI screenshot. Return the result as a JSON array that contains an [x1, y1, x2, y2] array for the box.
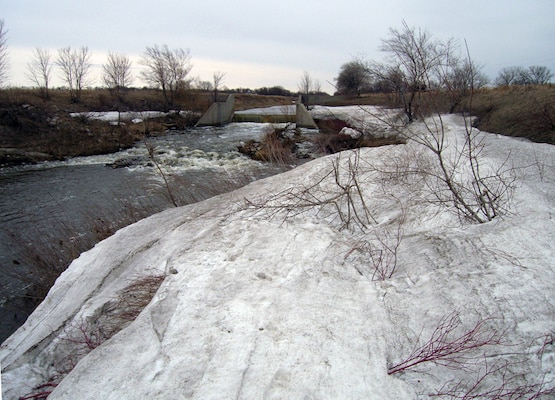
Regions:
[[1, 86, 553, 166], [0, 89, 297, 166], [0, 97, 189, 166]]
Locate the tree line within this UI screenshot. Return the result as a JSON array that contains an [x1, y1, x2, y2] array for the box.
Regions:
[[0, 19, 216, 110], [0, 18, 316, 110], [24, 44, 193, 110], [333, 23, 552, 109], [335, 59, 552, 98]]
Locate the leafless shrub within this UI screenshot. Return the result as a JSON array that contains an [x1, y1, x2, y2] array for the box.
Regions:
[[17, 381, 58, 400], [433, 357, 555, 399], [345, 204, 406, 280], [365, 108, 516, 223], [96, 273, 165, 338], [526, 147, 555, 183], [537, 333, 554, 370], [365, 24, 516, 223], [357, 144, 428, 192], [257, 124, 296, 164], [245, 149, 376, 230], [388, 311, 500, 375], [437, 117, 516, 222], [16, 273, 165, 397], [145, 140, 179, 207], [56, 318, 106, 374], [54, 273, 164, 375]]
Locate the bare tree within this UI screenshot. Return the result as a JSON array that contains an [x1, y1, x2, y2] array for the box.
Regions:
[[313, 78, 322, 94], [527, 65, 552, 85], [56, 46, 92, 102], [26, 47, 53, 99], [371, 21, 454, 122], [444, 58, 489, 113], [139, 44, 192, 110], [195, 79, 213, 92], [102, 52, 133, 94], [494, 66, 524, 86], [369, 24, 515, 223], [495, 65, 552, 86], [212, 70, 226, 101], [0, 19, 8, 87], [298, 70, 313, 108]]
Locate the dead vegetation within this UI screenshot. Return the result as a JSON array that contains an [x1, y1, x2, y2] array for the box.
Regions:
[[18, 273, 165, 399], [245, 150, 378, 231], [0, 88, 206, 165], [389, 311, 555, 399], [1, 196, 169, 342], [468, 85, 555, 144], [316, 85, 555, 145]]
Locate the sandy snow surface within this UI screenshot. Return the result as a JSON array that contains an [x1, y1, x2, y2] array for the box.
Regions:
[[1, 112, 554, 399]]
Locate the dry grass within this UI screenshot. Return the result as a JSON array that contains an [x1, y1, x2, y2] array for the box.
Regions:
[[316, 86, 555, 144], [94, 273, 166, 339], [233, 93, 294, 111], [20, 272, 167, 398], [1, 85, 553, 164], [469, 85, 555, 144], [257, 125, 297, 164]]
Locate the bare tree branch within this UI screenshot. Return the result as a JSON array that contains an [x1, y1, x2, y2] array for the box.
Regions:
[[26, 47, 53, 99], [102, 52, 133, 93], [56, 46, 92, 102], [0, 19, 8, 87], [388, 311, 500, 375]]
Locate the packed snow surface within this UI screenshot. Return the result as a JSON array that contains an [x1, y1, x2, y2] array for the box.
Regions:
[[1, 112, 554, 399]]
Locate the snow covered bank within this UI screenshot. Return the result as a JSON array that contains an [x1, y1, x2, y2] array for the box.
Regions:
[[1, 115, 554, 399], [69, 111, 167, 123]]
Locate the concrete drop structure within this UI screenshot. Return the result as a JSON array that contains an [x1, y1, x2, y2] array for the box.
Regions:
[[196, 94, 318, 129], [195, 94, 236, 127], [295, 95, 319, 129]]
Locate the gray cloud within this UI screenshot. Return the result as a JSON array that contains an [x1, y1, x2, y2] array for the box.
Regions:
[[3, 0, 554, 91]]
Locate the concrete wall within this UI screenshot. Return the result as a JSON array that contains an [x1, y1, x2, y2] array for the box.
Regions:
[[195, 94, 235, 126], [196, 94, 318, 129], [295, 95, 318, 129]]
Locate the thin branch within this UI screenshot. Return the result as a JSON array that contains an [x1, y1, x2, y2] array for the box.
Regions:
[[388, 311, 499, 375]]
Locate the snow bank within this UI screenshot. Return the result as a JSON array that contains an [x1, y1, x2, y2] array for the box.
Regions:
[[238, 104, 401, 136], [1, 115, 554, 399], [234, 105, 296, 116], [69, 111, 167, 122]]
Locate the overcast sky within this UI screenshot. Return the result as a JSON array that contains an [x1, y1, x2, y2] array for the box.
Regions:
[[2, 0, 554, 92]]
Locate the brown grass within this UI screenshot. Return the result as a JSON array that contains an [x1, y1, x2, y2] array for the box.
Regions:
[[1, 196, 168, 341], [469, 85, 555, 144], [0, 89, 298, 165], [318, 86, 555, 144], [233, 93, 295, 111]]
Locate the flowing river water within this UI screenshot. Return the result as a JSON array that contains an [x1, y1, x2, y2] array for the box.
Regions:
[[0, 122, 292, 342]]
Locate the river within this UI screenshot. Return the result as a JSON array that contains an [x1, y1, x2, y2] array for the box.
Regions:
[[0, 122, 291, 342]]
